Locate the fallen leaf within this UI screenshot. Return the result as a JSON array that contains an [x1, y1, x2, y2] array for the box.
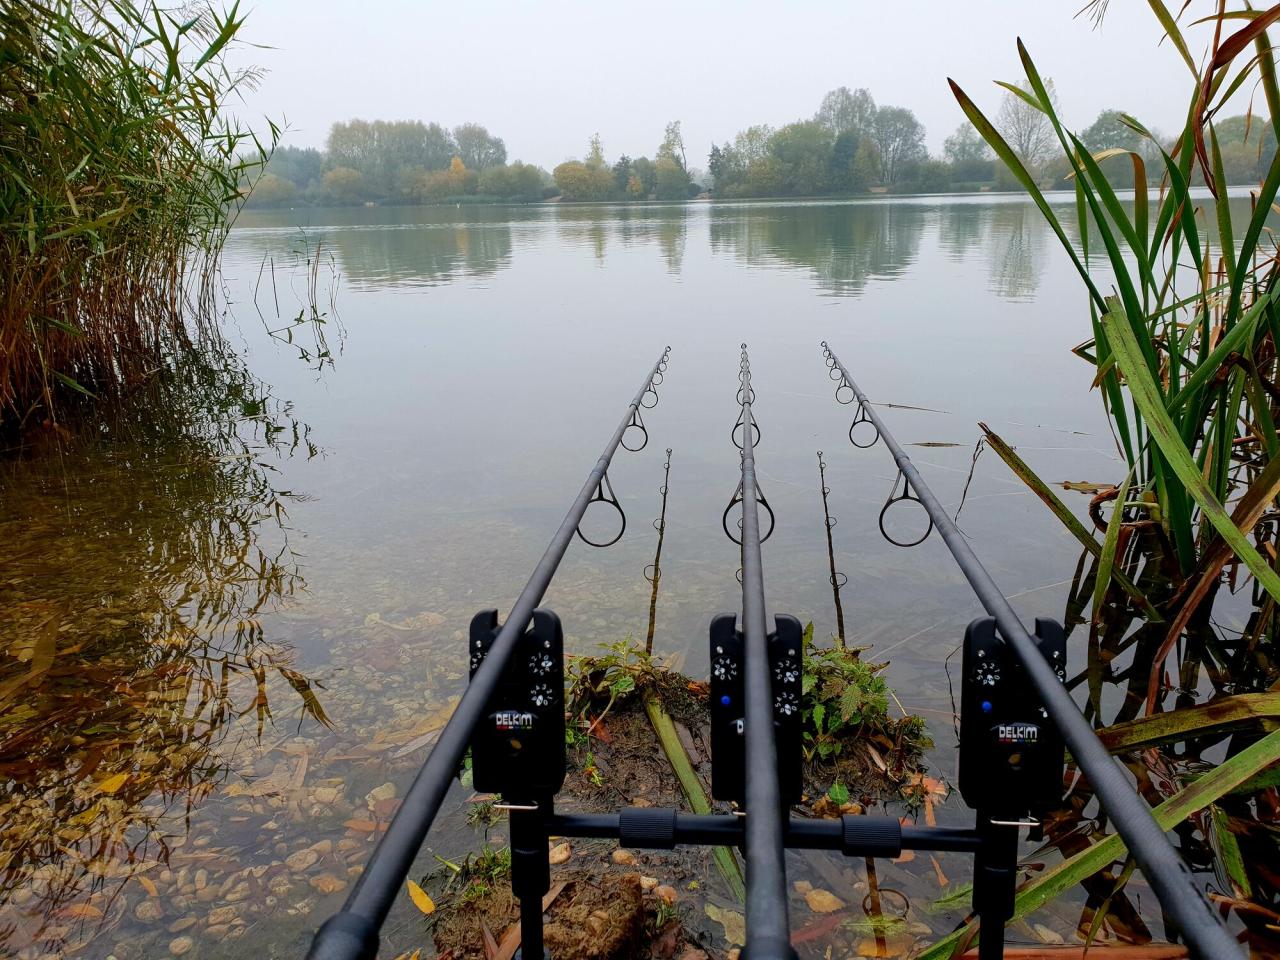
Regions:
[[344, 819, 378, 833], [804, 888, 845, 913], [406, 879, 435, 915], [548, 842, 572, 865], [705, 904, 745, 946], [97, 772, 129, 795], [138, 876, 159, 897], [929, 855, 949, 888], [60, 903, 103, 920]]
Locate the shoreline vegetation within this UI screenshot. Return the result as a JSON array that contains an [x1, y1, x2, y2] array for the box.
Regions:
[[245, 87, 1276, 210], [0, 0, 271, 430]]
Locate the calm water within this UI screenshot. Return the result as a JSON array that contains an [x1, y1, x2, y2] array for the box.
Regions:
[[0, 196, 1255, 957]]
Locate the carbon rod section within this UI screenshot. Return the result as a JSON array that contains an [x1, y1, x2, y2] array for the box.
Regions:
[[306, 348, 671, 960], [735, 346, 793, 959], [819, 342, 1240, 960]]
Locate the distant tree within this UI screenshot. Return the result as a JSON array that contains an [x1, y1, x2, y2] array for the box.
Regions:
[[996, 79, 1059, 172], [915, 158, 952, 192], [943, 123, 992, 163], [1079, 109, 1140, 153], [830, 130, 861, 191], [453, 123, 506, 170], [247, 172, 297, 206], [509, 162, 548, 200], [943, 122, 995, 183], [322, 166, 365, 204], [631, 156, 657, 195], [267, 145, 323, 190], [626, 174, 646, 199], [815, 86, 876, 137], [659, 120, 688, 170], [851, 139, 881, 189], [585, 134, 607, 170], [478, 165, 513, 197], [554, 160, 615, 200], [655, 156, 692, 200], [769, 121, 834, 195], [734, 125, 774, 165], [612, 155, 633, 192], [421, 122, 457, 169], [870, 106, 926, 183]]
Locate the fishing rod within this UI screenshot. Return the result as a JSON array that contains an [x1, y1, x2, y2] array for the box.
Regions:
[[816, 451, 847, 646], [727, 345, 793, 959], [819, 341, 1241, 960], [643, 447, 672, 655], [306, 347, 670, 960]]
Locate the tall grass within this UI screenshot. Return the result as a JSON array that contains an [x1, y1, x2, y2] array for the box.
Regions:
[[951, 2, 1280, 711], [0, 0, 274, 428]]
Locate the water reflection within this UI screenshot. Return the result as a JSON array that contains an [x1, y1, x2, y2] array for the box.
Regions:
[[0, 350, 323, 954], [709, 202, 927, 295], [553, 204, 689, 272]]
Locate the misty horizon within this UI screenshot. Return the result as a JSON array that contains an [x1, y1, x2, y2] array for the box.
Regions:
[[228, 1, 1255, 174]]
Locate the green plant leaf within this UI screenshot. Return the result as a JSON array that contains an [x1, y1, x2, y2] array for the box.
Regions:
[[915, 727, 1280, 960], [1092, 467, 1134, 624], [1100, 298, 1280, 605]]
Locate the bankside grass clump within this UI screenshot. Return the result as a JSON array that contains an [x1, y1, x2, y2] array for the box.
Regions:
[[952, 3, 1280, 709], [0, 0, 272, 428]]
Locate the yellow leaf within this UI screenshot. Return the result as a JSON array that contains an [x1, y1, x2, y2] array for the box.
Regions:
[[97, 773, 129, 794], [138, 876, 158, 897], [406, 879, 435, 915]]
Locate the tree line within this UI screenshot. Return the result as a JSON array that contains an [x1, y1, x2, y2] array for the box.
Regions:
[[249, 119, 553, 206], [248, 93, 1277, 208]]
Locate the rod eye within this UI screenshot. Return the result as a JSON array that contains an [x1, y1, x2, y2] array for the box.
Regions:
[[576, 472, 627, 548], [878, 472, 933, 548], [849, 403, 881, 449], [620, 409, 648, 452]]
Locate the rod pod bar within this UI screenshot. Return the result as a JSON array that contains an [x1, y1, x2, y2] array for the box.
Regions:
[[818, 342, 1240, 960], [735, 345, 796, 960], [306, 347, 671, 960]]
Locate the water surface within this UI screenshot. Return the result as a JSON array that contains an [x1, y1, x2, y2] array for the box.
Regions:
[[0, 195, 1250, 958]]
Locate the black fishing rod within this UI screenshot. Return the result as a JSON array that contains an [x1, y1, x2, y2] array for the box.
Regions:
[[819, 342, 1240, 960], [724, 345, 794, 960], [307, 347, 670, 960]]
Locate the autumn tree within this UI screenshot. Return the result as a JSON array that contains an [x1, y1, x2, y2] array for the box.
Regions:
[[996, 79, 1059, 173]]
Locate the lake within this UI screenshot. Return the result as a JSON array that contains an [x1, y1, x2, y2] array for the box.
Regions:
[[0, 195, 1247, 958]]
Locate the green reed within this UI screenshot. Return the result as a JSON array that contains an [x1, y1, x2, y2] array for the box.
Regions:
[[951, 2, 1280, 706], [0, 0, 274, 428]]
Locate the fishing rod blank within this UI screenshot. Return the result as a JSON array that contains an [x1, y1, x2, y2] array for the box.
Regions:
[[720, 345, 796, 960], [819, 341, 1240, 960], [306, 347, 671, 960]]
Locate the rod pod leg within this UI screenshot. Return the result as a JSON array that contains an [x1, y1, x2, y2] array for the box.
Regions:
[[973, 816, 1017, 960], [510, 805, 551, 960]]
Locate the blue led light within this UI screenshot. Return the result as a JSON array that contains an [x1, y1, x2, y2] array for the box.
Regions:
[[720, 695, 731, 707], [981, 700, 993, 714]]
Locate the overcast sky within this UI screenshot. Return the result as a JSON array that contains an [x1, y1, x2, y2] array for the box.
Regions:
[[228, 1, 1230, 171]]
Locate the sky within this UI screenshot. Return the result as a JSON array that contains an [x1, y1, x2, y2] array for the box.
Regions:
[[226, 1, 1232, 172]]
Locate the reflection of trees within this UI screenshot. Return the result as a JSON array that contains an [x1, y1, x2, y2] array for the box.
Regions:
[[986, 203, 1045, 300], [0, 348, 323, 951], [553, 204, 690, 272], [709, 202, 926, 295], [937, 203, 986, 260], [327, 221, 514, 288]]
